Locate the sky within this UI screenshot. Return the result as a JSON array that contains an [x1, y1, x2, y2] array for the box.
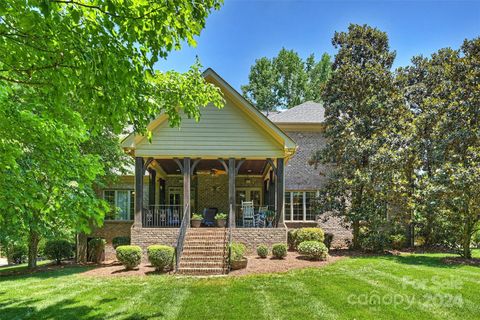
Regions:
[[155, 0, 480, 91]]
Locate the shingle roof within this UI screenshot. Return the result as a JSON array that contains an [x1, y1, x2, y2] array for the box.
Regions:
[[268, 101, 325, 124]]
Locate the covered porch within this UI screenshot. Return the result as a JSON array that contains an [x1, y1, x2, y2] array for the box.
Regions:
[[134, 157, 286, 229]]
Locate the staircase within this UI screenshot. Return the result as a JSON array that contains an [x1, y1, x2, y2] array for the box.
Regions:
[[177, 228, 228, 276]]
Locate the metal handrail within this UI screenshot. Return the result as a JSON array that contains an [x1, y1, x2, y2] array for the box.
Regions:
[[227, 203, 234, 272], [175, 203, 189, 272]]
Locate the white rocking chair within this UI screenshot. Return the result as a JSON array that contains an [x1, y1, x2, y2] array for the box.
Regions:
[[242, 201, 255, 227]]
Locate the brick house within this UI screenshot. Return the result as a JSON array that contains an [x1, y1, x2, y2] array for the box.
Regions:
[[77, 69, 351, 275]]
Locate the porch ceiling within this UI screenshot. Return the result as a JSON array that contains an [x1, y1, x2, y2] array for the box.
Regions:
[[155, 159, 267, 175]]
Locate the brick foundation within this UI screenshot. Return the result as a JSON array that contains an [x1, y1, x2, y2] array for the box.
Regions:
[[131, 226, 179, 259], [232, 228, 287, 253]]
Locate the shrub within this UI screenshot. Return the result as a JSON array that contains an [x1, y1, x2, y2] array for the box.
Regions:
[[112, 236, 131, 249], [88, 238, 106, 263], [191, 213, 203, 220], [116, 245, 142, 270], [215, 213, 227, 220], [294, 228, 325, 249], [472, 230, 480, 249], [298, 241, 328, 260], [230, 242, 246, 262], [324, 233, 334, 250], [44, 240, 73, 265], [2, 243, 27, 264], [147, 245, 175, 271], [256, 244, 268, 258], [287, 229, 298, 250], [272, 243, 287, 259], [390, 234, 406, 250]]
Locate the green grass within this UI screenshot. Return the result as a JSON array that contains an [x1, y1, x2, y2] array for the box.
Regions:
[[0, 251, 479, 320], [0, 260, 52, 275]]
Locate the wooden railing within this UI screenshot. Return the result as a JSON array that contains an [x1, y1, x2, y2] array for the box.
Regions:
[[142, 205, 183, 228], [175, 203, 189, 272]]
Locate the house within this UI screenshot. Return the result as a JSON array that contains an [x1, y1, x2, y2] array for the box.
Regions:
[[77, 69, 351, 275]]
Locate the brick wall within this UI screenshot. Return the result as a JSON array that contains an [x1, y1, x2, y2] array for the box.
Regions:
[[232, 228, 287, 253], [131, 226, 179, 259]]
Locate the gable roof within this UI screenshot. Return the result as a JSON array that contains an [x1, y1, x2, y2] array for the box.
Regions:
[[268, 101, 325, 124], [121, 68, 296, 158]]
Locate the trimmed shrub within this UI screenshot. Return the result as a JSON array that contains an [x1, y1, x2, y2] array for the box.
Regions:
[[298, 241, 328, 260], [324, 233, 334, 250], [88, 238, 106, 263], [287, 229, 298, 250], [256, 244, 268, 258], [44, 240, 73, 265], [2, 243, 27, 264], [294, 228, 325, 249], [116, 245, 142, 270], [272, 243, 287, 259], [147, 245, 175, 271], [230, 242, 246, 262], [112, 236, 131, 249]]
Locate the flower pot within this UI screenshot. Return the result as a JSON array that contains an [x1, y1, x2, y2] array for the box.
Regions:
[[216, 219, 226, 228], [230, 257, 248, 270], [191, 219, 202, 228]]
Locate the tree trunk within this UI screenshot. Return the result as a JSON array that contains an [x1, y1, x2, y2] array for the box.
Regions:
[[28, 228, 39, 269], [352, 220, 360, 249]]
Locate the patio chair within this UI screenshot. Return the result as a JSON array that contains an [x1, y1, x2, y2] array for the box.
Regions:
[[203, 207, 218, 227], [242, 201, 255, 227]]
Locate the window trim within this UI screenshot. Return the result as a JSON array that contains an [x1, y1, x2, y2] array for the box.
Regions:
[[285, 190, 318, 222], [103, 189, 134, 221]]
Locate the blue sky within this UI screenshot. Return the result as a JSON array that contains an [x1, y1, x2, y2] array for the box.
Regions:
[[155, 0, 480, 91]]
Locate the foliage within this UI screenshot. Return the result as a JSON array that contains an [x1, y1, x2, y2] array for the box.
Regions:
[[0, 0, 224, 268], [390, 234, 406, 250], [191, 213, 203, 220], [287, 229, 298, 250], [229, 242, 246, 262], [112, 236, 131, 249], [297, 241, 328, 260], [214, 213, 227, 220], [44, 240, 73, 265], [87, 238, 105, 263], [294, 228, 325, 249], [242, 48, 331, 112], [272, 243, 287, 259], [256, 245, 268, 258], [147, 245, 175, 272], [472, 231, 480, 249], [324, 233, 334, 250], [1, 242, 27, 264], [116, 245, 142, 270]]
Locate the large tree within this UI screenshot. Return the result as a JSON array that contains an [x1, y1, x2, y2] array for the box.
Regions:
[[242, 48, 331, 112], [0, 0, 224, 268]]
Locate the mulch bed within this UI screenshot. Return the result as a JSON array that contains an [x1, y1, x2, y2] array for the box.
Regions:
[[80, 261, 173, 277], [442, 257, 480, 267]]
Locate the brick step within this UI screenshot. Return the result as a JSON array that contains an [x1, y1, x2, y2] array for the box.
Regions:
[[185, 235, 226, 240], [184, 240, 226, 246], [180, 261, 225, 268], [183, 245, 226, 250], [182, 249, 225, 256], [177, 267, 225, 276], [181, 255, 225, 261], [186, 229, 226, 233]]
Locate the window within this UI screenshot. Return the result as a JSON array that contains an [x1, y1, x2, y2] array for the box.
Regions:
[[103, 190, 134, 220], [284, 190, 318, 221]]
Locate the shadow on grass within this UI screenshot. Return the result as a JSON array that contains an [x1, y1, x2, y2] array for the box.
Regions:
[[0, 265, 94, 280]]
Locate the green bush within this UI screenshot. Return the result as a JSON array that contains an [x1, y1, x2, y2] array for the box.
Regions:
[[298, 241, 328, 260], [112, 236, 131, 249], [44, 239, 73, 265], [390, 234, 406, 250], [230, 242, 246, 262], [294, 228, 325, 249], [256, 244, 268, 258], [272, 243, 287, 259], [2, 243, 27, 264], [116, 245, 142, 270], [287, 229, 298, 250], [88, 238, 106, 263], [472, 230, 480, 249], [147, 245, 175, 271], [214, 213, 227, 220], [324, 233, 334, 250]]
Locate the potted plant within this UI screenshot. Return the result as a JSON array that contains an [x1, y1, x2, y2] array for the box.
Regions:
[[265, 210, 275, 227], [215, 213, 227, 228], [191, 213, 203, 228], [229, 242, 247, 270]]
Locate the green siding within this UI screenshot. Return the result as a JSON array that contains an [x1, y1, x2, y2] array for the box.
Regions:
[[134, 100, 285, 158]]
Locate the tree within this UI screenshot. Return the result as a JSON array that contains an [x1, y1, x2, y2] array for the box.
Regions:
[[311, 24, 400, 249], [0, 0, 224, 268], [242, 48, 331, 112]]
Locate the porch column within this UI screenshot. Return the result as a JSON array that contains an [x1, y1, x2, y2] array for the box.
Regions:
[[276, 158, 285, 226], [134, 157, 144, 227], [148, 168, 156, 206], [183, 157, 191, 225], [228, 158, 236, 227]]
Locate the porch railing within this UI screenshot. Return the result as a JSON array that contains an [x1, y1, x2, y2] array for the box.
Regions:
[[234, 205, 278, 228], [175, 203, 189, 272], [142, 205, 183, 228]]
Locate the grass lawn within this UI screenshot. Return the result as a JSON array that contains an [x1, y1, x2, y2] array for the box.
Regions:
[[0, 251, 479, 320]]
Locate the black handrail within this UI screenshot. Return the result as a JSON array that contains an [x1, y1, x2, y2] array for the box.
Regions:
[[227, 203, 234, 272], [175, 203, 189, 272]]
